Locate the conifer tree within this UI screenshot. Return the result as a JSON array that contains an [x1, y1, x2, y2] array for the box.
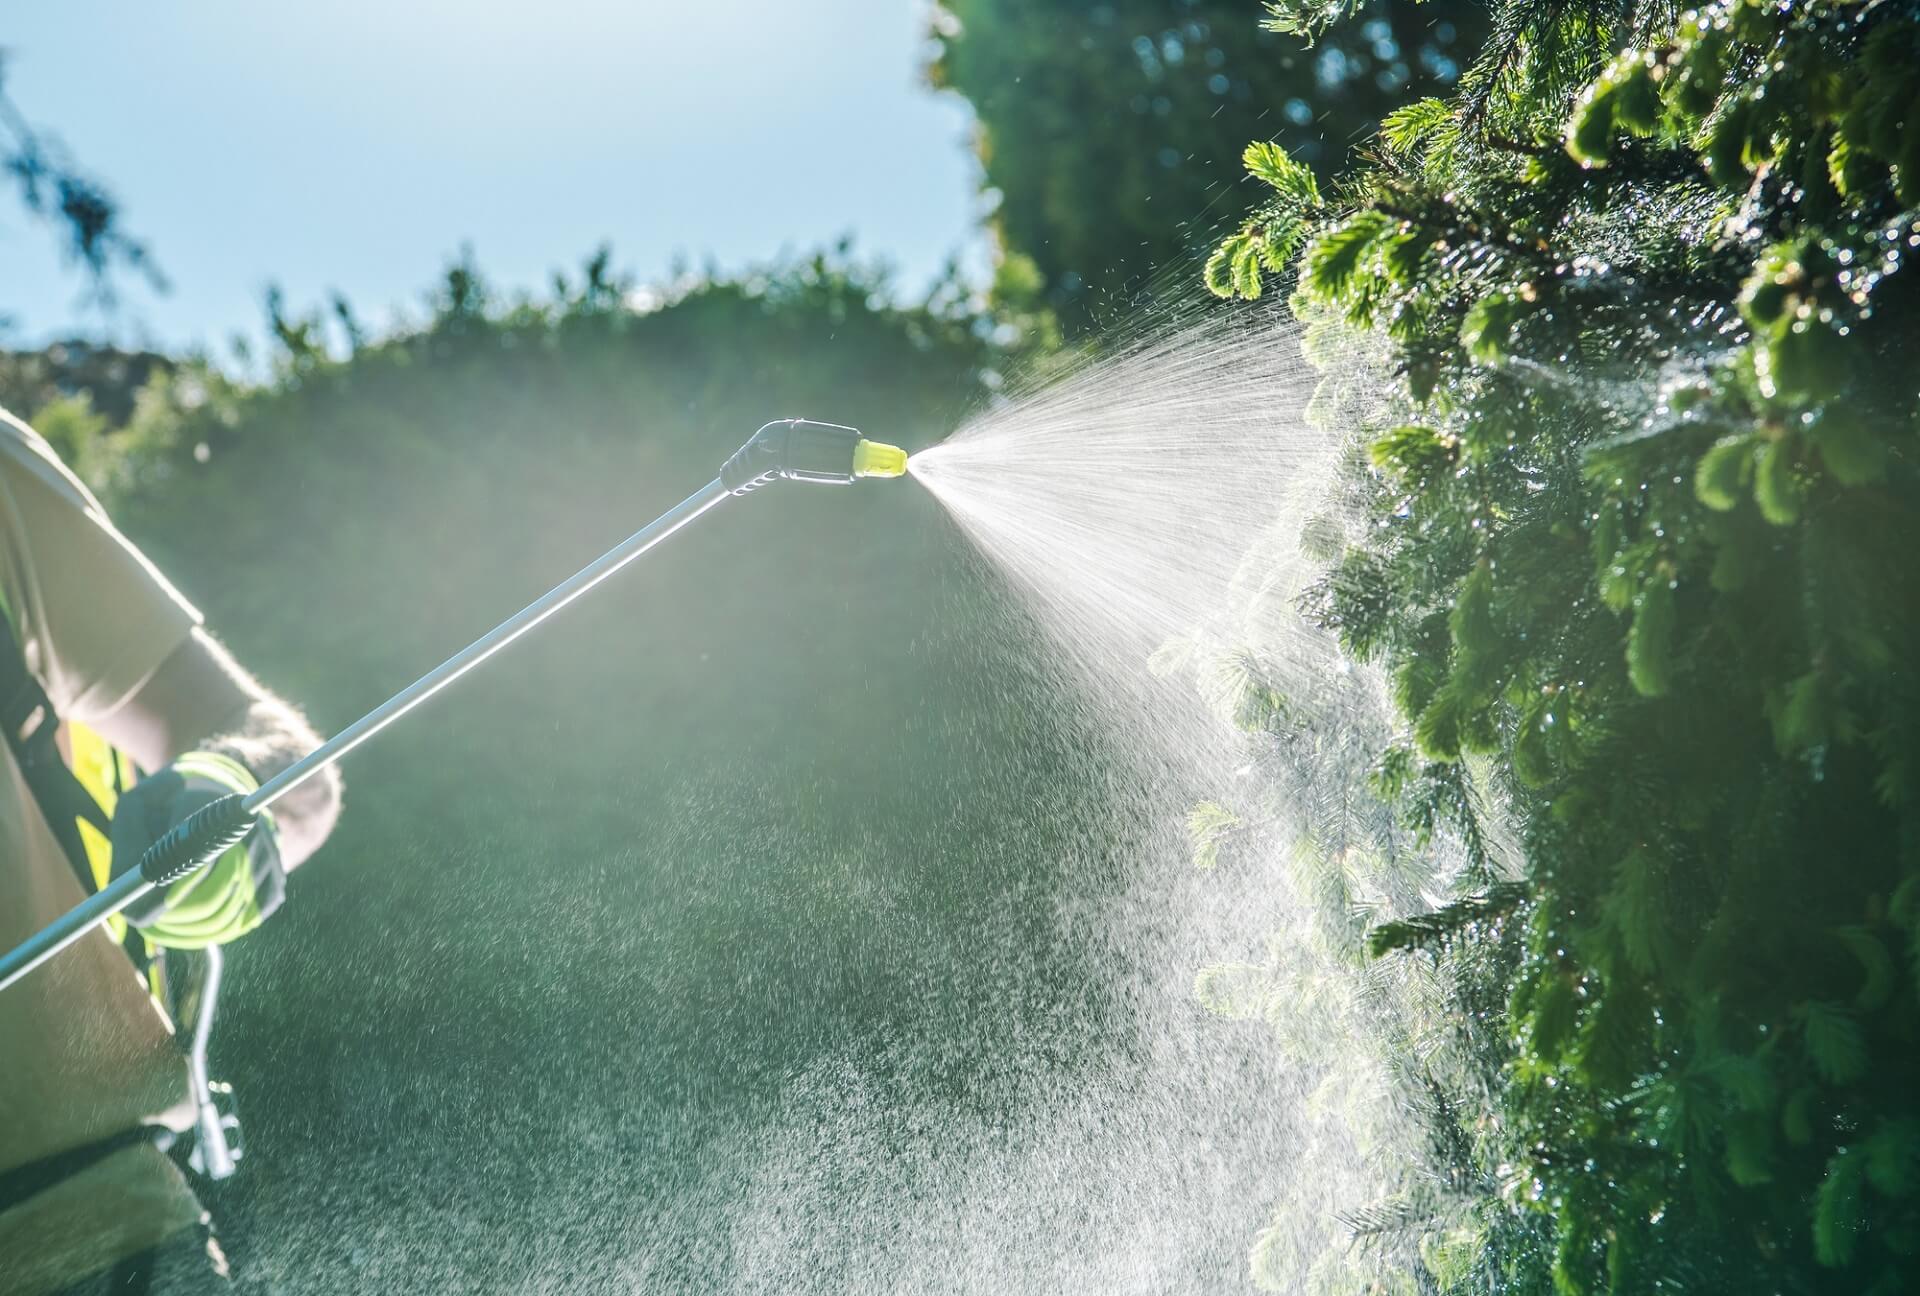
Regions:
[[1214, 0, 1920, 1289]]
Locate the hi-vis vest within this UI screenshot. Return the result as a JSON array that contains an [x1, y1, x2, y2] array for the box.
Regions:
[[0, 589, 161, 1000], [61, 718, 154, 975]]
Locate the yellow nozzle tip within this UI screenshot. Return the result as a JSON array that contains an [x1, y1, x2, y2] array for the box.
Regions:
[[852, 439, 908, 479]]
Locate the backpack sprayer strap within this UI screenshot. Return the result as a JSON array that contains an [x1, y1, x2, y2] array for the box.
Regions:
[[0, 1126, 176, 1218], [0, 611, 112, 902]]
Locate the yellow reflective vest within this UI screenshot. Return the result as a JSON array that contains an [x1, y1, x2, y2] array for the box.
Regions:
[[1, 589, 162, 1001]]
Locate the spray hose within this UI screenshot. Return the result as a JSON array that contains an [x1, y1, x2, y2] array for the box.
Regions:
[[0, 419, 907, 993]]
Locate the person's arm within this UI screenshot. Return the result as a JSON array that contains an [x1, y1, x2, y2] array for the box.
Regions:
[[3, 407, 340, 948], [94, 626, 342, 870]]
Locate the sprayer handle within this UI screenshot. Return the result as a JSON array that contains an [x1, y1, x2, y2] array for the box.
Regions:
[[139, 794, 258, 887]]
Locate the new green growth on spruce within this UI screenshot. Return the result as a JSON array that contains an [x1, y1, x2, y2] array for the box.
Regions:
[[1215, 0, 1920, 1291]]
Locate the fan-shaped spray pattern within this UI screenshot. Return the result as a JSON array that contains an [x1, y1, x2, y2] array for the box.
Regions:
[[910, 314, 1341, 756], [764, 307, 1484, 1292]]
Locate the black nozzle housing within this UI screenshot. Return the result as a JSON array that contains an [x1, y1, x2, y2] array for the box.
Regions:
[[720, 419, 862, 494]]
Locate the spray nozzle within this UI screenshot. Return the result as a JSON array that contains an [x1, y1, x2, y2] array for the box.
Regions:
[[851, 438, 908, 479], [720, 419, 907, 494]]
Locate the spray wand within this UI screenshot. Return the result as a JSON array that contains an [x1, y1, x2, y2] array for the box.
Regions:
[[0, 419, 908, 993]]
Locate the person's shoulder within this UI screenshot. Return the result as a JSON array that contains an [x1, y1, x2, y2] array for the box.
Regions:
[[0, 404, 108, 513]]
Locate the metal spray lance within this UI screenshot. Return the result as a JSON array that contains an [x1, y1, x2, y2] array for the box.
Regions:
[[0, 420, 909, 992]]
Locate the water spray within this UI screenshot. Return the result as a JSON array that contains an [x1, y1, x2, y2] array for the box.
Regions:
[[0, 419, 907, 993]]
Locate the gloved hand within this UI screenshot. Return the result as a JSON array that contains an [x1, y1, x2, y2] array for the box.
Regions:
[[110, 753, 284, 950]]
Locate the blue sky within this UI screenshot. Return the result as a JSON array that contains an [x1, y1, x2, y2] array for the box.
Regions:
[[3, 1, 988, 356]]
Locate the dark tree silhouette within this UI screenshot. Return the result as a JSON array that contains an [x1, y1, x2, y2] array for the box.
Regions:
[[1, 49, 164, 310]]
